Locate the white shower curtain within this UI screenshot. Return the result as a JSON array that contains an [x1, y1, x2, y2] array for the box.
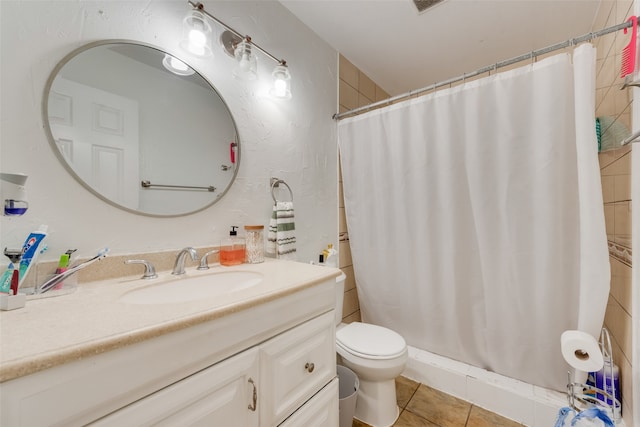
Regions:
[[337, 44, 610, 391]]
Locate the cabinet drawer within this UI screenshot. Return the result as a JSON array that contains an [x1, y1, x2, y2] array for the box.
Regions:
[[259, 311, 336, 426], [90, 348, 259, 427], [279, 377, 338, 427]]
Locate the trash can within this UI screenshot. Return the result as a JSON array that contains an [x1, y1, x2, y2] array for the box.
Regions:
[[337, 365, 359, 427]]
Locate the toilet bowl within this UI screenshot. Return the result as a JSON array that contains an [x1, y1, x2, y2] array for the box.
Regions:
[[335, 273, 408, 427]]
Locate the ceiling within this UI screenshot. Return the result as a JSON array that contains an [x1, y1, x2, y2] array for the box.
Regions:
[[279, 0, 606, 96]]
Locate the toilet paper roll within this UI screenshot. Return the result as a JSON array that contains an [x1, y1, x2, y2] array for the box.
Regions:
[[561, 330, 604, 372]]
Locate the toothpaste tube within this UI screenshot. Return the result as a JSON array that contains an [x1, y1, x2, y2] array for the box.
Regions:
[[17, 226, 48, 288], [0, 263, 15, 294]]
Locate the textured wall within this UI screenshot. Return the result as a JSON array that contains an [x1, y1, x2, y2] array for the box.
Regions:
[[0, 0, 338, 266]]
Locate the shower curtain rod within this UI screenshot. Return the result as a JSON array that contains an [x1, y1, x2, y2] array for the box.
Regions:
[[333, 19, 635, 120]]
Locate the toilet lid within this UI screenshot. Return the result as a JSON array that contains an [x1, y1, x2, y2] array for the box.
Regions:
[[336, 322, 406, 359]]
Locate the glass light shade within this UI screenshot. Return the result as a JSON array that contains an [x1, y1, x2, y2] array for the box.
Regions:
[[162, 54, 195, 76], [233, 39, 257, 81], [269, 64, 292, 100], [179, 10, 213, 58]]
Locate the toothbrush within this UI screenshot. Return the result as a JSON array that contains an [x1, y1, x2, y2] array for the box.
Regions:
[[38, 248, 109, 294]]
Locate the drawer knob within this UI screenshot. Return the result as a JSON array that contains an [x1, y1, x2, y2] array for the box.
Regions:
[[305, 362, 315, 373]]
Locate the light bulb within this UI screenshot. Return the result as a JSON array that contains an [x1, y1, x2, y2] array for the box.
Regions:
[[162, 54, 195, 76], [179, 9, 213, 58], [233, 39, 257, 81], [269, 63, 292, 100], [188, 29, 206, 49]]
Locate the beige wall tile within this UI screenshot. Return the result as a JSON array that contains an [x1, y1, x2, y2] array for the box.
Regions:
[[339, 207, 348, 234], [339, 79, 359, 110], [599, 144, 632, 169], [358, 93, 373, 108], [339, 54, 359, 89], [604, 204, 615, 237], [610, 258, 632, 314], [375, 85, 389, 102], [614, 174, 631, 201], [342, 310, 361, 324], [341, 265, 356, 292], [339, 240, 353, 268], [613, 201, 631, 245], [359, 72, 376, 101], [598, 87, 617, 117], [604, 296, 633, 362], [603, 152, 632, 175], [602, 175, 615, 203], [342, 287, 360, 317]]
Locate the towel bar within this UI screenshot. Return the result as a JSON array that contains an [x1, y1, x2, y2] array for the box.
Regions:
[[270, 178, 293, 203]]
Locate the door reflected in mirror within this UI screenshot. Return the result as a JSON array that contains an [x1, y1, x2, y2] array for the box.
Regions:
[[43, 40, 240, 217]]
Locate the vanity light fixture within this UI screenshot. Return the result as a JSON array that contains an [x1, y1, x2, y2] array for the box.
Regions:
[[162, 54, 195, 76], [233, 37, 257, 81], [179, 8, 213, 58], [181, 1, 292, 99], [270, 62, 292, 100]]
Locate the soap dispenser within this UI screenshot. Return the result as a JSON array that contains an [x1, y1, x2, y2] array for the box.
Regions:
[[220, 226, 246, 266]]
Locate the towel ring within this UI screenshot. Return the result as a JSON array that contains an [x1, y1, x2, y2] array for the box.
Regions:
[[271, 178, 293, 203]]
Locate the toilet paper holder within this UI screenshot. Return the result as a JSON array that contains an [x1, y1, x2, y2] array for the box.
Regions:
[[565, 328, 621, 423]]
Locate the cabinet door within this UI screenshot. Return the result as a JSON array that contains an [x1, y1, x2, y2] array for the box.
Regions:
[[260, 311, 336, 426], [90, 348, 259, 427], [279, 378, 339, 427]]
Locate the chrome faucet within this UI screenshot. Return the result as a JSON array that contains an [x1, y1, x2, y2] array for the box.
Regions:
[[172, 247, 197, 275], [197, 249, 219, 270]]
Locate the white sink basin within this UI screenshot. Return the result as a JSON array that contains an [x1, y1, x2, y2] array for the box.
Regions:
[[119, 271, 263, 305]]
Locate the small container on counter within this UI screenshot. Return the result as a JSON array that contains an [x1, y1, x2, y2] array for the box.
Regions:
[[220, 226, 246, 266], [244, 225, 265, 264]]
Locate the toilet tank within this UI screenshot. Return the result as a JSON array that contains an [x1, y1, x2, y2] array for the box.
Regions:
[[335, 272, 346, 326]]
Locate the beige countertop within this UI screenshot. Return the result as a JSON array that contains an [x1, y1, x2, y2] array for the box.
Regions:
[[0, 259, 341, 383]]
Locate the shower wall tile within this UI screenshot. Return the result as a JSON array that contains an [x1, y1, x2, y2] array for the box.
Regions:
[[341, 265, 356, 291], [614, 201, 632, 246], [339, 207, 347, 234], [358, 93, 373, 107], [602, 175, 615, 203], [339, 240, 353, 268], [605, 204, 616, 237], [604, 295, 633, 365], [359, 73, 376, 101], [342, 310, 361, 324], [375, 85, 389, 101], [614, 173, 632, 200], [339, 55, 359, 90], [600, 144, 631, 169], [342, 287, 360, 318], [339, 79, 359, 110], [610, 257, 632, 314], [602, 151, 632, 175]]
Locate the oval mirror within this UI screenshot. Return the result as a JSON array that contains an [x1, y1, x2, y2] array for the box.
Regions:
[[43, 40, 240, 217]]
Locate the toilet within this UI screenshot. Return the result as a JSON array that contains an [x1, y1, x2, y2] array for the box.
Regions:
[[334, 273, 408, 427]]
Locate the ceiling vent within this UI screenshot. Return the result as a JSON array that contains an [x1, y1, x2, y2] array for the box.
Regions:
[[412, 0, 445, 13]]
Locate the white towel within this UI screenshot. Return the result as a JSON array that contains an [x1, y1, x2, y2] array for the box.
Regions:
[[267, 201, 297, 260]]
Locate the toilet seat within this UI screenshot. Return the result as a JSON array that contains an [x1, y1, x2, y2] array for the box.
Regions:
[[336, 322, 406, 360]]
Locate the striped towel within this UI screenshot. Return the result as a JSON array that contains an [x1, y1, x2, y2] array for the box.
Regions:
[[267, 201, 297, 260]]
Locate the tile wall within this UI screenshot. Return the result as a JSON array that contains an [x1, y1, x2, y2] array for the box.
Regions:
[[338, 55, 390, 323], [595, 1, 634, 424]]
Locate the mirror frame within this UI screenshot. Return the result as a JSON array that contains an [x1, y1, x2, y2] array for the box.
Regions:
[[42, 39, 241, 217]]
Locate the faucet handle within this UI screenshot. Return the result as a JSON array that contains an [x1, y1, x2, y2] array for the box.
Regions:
[[197, 249, 220, 270], [125, 259, 158, 279]]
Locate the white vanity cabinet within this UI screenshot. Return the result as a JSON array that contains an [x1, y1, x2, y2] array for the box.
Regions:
[[92, 312, 337, 427], [0, 269, 339, 427]]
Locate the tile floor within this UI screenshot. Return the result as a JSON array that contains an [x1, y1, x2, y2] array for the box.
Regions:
[[352, 376, 526, 427]]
